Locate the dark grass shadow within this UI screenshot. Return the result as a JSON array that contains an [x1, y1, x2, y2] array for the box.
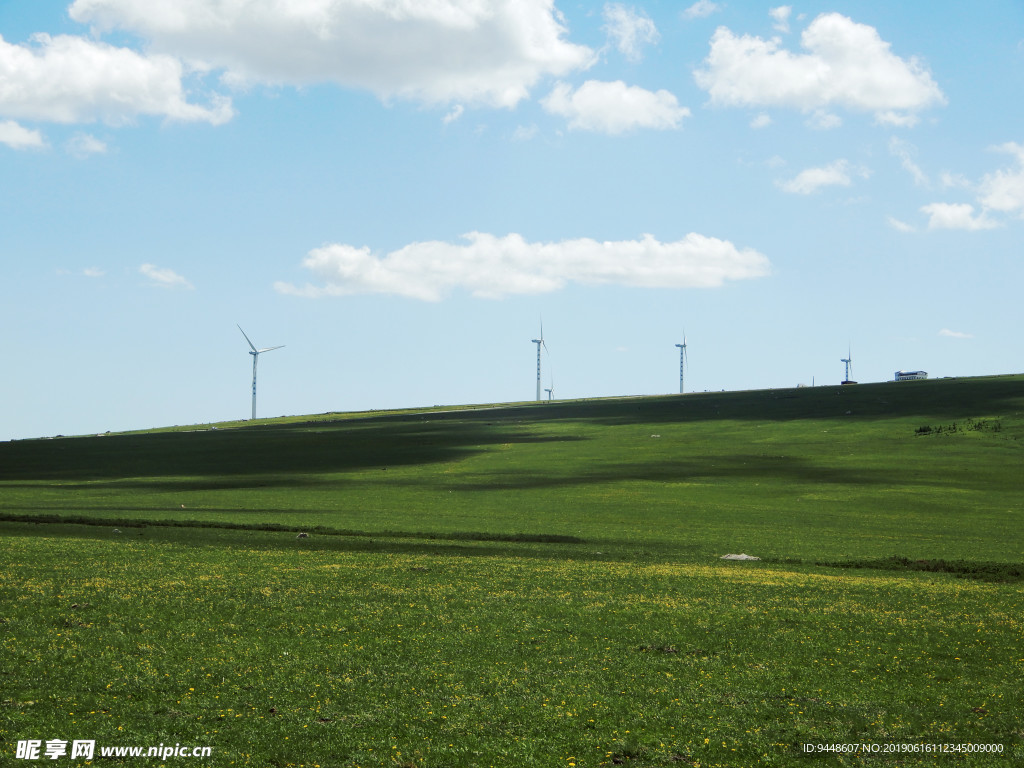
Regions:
[[4, 520, 1020, 579], [0, 513, 585, 544], [545, 375, 1024, 427], [4, 454, 929, 495], [445, 454, 911, 491], [0, 518, 705, 564], [0, 421, 586, 483], [809, 555, 1024, 583], [2, 446, 1011, 494], [317, 376, 1022, 430], [3, 375, 1020, 487]]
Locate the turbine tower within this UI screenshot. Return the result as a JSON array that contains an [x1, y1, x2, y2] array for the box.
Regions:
[[675, 336, 688, 394], [238, 324, 284, 420], [841, 346, 853, 384], [531, 321, 547, 402], [545, 347, 555, 401]]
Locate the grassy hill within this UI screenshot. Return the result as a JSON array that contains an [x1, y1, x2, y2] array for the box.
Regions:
[[1, 375, 1022, 766], [3, 374, 1023, 562]]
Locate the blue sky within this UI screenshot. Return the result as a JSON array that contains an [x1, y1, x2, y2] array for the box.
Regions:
[[2, 1, 1023, 440]]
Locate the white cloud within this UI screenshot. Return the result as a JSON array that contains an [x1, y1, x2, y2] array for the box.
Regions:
[[939, 328, 973, 339], [69, 0, 595, 108], [750, 113, 772, 129], [0, 33, 232, 126], [874, 110, 922, 128], [920, 202, 999, 231], [806, 109, 841, 130], [887, 216, 915, 233], [693, 13, 945, 125], [140, 263, 194, 289], [778, 159, 866, 194], [889, 136, 928, 186], [512, 124, 539, 141], [940, 171, 971, 190], [0, 119, 46, 149], [683, 1, 720, 20], [275, 231, 770, 301], [603, 3, 659, 62], [442, 104, 464, 125], [916, 143, 1024, 232], [977, 142, 1024, 217], [83, 267, 105, 278], [542, 80, 689, 134], [67, 133, 108, 157], [769, 6, 792, 34]]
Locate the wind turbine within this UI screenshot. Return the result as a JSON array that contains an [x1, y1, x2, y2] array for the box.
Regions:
[[531, 321, 548, 402], [238, 325, 284, 420], [841, 345, 853, 384], [675, 335, 688, 394]]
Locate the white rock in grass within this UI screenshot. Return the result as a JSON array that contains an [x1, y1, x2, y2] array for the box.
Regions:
[[721, 553, 760, 561]]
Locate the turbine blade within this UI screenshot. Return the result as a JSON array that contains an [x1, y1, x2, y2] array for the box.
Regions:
[[258, 345, 285, 353], [237, 324, 257, 352]]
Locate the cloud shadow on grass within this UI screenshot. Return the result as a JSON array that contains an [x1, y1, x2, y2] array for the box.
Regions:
[[0, 420, 587, 484]]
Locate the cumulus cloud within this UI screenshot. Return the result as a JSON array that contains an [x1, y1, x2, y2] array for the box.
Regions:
[[442, 104, 464, 125], [889, 136, 928, 186], [67, 133, 108, 157], [0, 33, 232, 126], [69, 0, 594, 108], [682, 1, 720, 20], [140, 263, 194, 289], [512, 123, 539, 141], [769, 6, 792, 34], [0, 119, 46, 149], [274, 232, 770, 301], [542, 80, 689, 134], [920, 202, 999, 231], [693, 13, 945, 125], [940, 171, 971, 190], [939, 328, 974, 339], [603, 3, 659, 62], [750, 113, 772, 129], [977, 142, 1024, 217], [915, 143, 1024, 231], [778, 159, 867, 194], [806, 109, 841, 130], [886, 216, 916, 233]]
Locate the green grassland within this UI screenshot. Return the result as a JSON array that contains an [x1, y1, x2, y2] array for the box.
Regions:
[[1, 376, 1023, 766]]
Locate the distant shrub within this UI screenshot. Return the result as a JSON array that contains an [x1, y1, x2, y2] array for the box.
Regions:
[[916, 419, 1003, 436], [816, 555, 1024, 582]]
